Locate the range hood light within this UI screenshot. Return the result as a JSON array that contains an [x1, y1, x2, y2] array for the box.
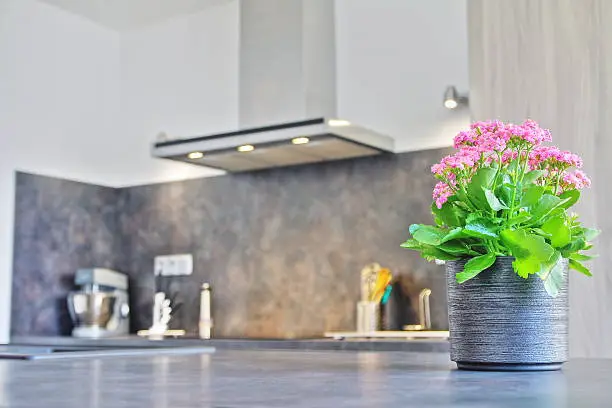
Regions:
[[187, 151, 204, 159], [237, 144, 255, 152], [327, 119, 351, 127], [291, 137, 310, 145]]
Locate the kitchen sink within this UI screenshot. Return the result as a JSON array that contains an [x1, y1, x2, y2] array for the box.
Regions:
[[0, 345, 215, 360]]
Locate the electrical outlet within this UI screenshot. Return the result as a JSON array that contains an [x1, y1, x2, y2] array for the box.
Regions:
[[154, 254, 193, 276]]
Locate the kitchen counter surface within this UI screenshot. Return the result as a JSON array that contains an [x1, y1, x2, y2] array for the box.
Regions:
[[11, 334, 449, 353], [1, 349, 610, 407]]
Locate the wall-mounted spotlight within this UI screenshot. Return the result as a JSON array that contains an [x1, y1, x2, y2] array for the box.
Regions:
[[443, 86, 469, 109]]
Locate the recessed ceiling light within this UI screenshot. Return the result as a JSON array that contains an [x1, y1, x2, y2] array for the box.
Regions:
[[291, 137, 310, 145], [187, 151, 204, 159], [327, 119, 351, 127], [237, 144, 255, 152]]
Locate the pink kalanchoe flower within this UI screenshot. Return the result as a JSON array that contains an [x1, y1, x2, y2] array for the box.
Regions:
[[470, 120, 502, 134], [453, 130, 476, 149], [431, 147, 481, 176], [431, 162, 445, 176], [509, 119, 552, 146], [476, 130, 509, 153], [562, 170, 591, 190], [529, 146, 583, 169], [502, 150, 518, 163], [558, 150, 583, 168], [433, 182, 454, 209]]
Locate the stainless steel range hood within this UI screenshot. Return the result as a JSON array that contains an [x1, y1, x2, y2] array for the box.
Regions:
[[152, 0, 394, 172], [153, 118, 394, 172]]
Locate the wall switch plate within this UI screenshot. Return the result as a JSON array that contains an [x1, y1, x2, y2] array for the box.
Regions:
[[154, 254, 193, 276]]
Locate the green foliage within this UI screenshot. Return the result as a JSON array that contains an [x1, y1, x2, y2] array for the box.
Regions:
[[456, 253, 496, 283], [541, 215, 571, 248], [569, 259, 592, 276], [500, 229, 555, 278], [538, 252, 565, 297]]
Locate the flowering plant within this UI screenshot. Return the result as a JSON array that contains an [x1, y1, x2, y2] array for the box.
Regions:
[[402, 120, 598, 297]]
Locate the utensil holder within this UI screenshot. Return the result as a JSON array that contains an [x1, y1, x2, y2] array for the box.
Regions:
[[356, 301, 380, 332]]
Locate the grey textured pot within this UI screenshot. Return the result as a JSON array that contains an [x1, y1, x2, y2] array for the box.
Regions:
[[446, 256, 568, 371]]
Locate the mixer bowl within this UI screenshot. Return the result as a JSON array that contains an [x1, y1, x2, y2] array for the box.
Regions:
[[68, 292, 117, 328]]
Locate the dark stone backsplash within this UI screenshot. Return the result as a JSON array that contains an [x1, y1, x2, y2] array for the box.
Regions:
[[11, 173, 121, 336], [12, 148, 452, 338]]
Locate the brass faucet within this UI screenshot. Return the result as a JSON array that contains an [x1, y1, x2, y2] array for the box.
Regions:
[[403, 288, 432, 331]]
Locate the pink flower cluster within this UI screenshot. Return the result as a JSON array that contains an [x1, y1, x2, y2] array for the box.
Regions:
[[453, 119, 552, 151], [435, 120, 554, 177], [430, 119, 589, 208], [431, 146, 480, 176], [529, 146, 583, 169], [433, 182, 454, 209], [562, 170, 591, 190]]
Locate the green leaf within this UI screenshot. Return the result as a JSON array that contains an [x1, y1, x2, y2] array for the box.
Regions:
[[522, 170, 547, 185], [483, 188, 508, 211], [498, 184, 515, 207], [520, 185, 545, 208], [584, 228, 600, 242], [569, 253, 597, 261], [569, 259, 592, 276], [403, 237, 461, 261], [559, 189, 580, 209], [466, 168, 497, 209], [530, 194, 566, 224], [438, 241, 479, 256], [412, 225, 447, 245], [532, 228, 552, 238], [419, 245, 460, 261], [560, 238, 586, 256], [431, 202, 465, 228], [455, 188, 470, 208], [541, 215, 571, 248], [456, 253, 497, 283], [464, 218, 499, 238], [507, 213, 531, 227], [440, 227, 468, 243], [400, 239, 421, 249], [500, 229, 555, 278], [466, 212, 482, 224], [538, 252, 566, 297]]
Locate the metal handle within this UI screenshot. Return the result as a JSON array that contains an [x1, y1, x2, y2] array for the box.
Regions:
[[418, 288, 432, 330]]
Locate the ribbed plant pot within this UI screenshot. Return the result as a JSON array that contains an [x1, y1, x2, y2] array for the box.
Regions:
[[446, 256, 568, 371]]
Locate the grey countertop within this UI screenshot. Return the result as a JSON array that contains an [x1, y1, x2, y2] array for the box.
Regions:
[[11, 334, 450, 353], [2, 348, 610, 407]]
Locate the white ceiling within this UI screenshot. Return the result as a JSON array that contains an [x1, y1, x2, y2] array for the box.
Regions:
[[38, 0, 233, 30]]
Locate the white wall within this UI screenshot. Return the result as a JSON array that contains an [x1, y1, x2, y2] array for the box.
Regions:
[[117, 1, 238, 186], [335, 0, 469, 152], [0, 0, 122, 343], [118, 0, 239, 186], [0, 0, 239, 342]]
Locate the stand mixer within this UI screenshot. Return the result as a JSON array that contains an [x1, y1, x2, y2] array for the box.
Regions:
[[67, 268, 130, 338]]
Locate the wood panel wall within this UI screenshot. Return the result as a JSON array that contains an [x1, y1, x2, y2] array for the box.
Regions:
[[468, 0, 612, 357]]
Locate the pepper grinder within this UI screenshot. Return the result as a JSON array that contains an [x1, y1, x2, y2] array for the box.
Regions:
[[199, 283, 213, 339]]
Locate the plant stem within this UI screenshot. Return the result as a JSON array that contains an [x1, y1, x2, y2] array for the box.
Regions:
[[491, 151, 504, 192], [553, 171, 562, 195], [507, 146, 532, 220]]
